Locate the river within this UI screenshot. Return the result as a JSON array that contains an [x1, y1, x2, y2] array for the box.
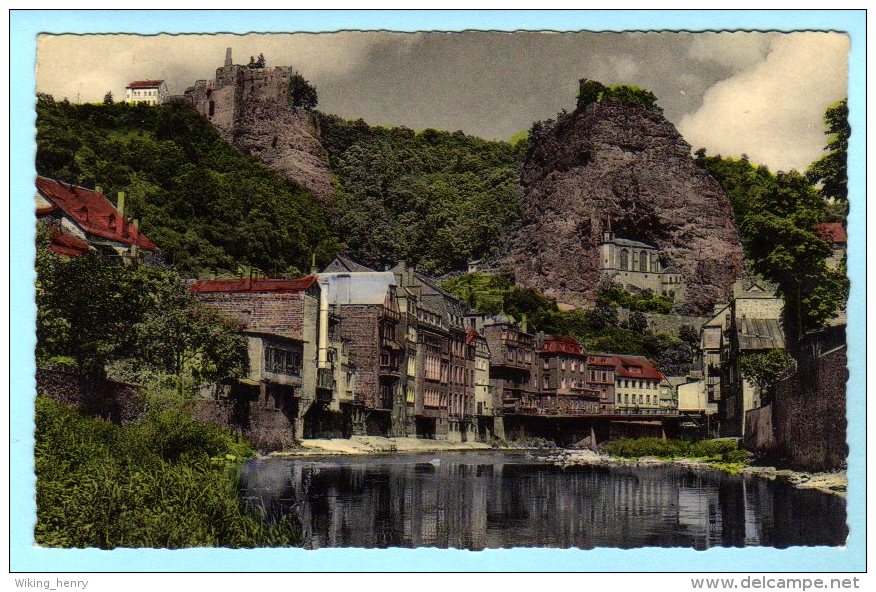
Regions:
[[238, 451, 847, 550]]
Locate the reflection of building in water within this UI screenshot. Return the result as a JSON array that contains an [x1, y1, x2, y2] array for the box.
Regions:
[[241, 458, 847, 549]]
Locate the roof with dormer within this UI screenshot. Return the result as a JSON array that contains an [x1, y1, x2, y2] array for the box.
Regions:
[[36, 176, 157, 251]]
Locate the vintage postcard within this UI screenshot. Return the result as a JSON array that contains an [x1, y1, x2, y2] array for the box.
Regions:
[[9, 8, 866, 576]]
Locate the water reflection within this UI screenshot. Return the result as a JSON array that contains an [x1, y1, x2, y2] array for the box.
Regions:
[[239, 452, 847, 550]]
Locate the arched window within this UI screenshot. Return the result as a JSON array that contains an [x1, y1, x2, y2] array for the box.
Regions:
[[619, 249, 629, 270], [639, 251, 648, 272], [208, 100, 215, 117], [651, 259, 658, 273]]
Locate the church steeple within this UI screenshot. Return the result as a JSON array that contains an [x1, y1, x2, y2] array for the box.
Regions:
[[603, 217, 615, 242]]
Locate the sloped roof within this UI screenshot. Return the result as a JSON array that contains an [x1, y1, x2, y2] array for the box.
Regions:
[[614, 355, 664, 381], [814, 222, 847, 244], [127, 80, 165, 89], [318, 272, 396, 305], [35, 177, 157, 251], [606, 237, 656, 249], [587, 354, 616, 367], [540, 335, 586, 356], [322, 255, 376, 273], [190, 276, 317, 294], [736, 317, 786, 350], [49, 228, 90, 257]]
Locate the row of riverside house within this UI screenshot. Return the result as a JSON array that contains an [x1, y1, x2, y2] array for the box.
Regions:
[[34, 176, 675, 446], [190, 255, 673, 443]]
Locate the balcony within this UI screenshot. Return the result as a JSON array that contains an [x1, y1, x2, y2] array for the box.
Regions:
[[317, 367, 334, 391], [379, 364, 401, 378]]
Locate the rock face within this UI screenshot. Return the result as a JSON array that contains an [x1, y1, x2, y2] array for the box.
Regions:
[[501, 100, 744, 313], [183, 51, 335, 204], [231, 101, 336, 204]]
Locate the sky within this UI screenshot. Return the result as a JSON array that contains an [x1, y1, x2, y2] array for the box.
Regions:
[[36, 31, 849, 172]]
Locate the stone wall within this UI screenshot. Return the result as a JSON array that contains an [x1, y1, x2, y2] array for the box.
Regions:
[[743, 346, 847, 471], [743, 403, 776, 454], [191, 396, 296, 452], [36, 368, 144, 425], [617, 308, 710, 334]]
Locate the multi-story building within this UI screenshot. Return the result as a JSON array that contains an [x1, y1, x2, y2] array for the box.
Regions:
[[534, 335, 600, 415], [125, 80, 168, 105], [393, 263, 476, 441], [612, 355, 665, 414], [469, 313, 537, 417], [319, 271, 402, 436], [190, 276, 321, 441], [585, 353, 617, 413], [719, 277, 786, 436], [35, 176, 158, 263], [467, 327, 496, 439], [599, 223, 685, 301]]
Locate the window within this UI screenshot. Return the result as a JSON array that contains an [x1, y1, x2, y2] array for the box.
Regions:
[[265, 345, 301, 375], [639, 251, 648, 272], [620, 249, 629, 270]]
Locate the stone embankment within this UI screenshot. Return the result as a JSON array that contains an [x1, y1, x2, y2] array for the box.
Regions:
[[549, 450, 847, 498], [270, 436, 493, 457]]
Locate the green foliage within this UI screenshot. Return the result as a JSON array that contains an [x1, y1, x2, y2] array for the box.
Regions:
[[738, 349, 795, 404], [598, 281, 674, 314], [604, 438, 746, 469], [102, 91, 114, 105], [577, 79, 661, 112], [35, 96, 337, 276], [806, 98, 849, 202], [35, 397, 299, 549], [442, 273, 694, 374], [36, 235, 246, 385], [318, 114, 525, 275], [696, 152, 848, 335], [288, 72, 318, 110]]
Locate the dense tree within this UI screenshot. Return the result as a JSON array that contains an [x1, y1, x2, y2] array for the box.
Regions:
[[288, 72, 318, 110], [35, 226, 246, 387], [103, 91, 114, 105], [806, 98, 849, 202], [35, 96, 338, 276], [696, 153, 847, 339], [738, 349, 796, 405], [318, 114, 525, 274]]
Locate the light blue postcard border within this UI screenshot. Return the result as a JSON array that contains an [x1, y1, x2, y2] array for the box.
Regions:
[[9, 9, 866, 572]]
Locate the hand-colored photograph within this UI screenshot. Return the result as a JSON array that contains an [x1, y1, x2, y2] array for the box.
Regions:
[[22, 14, 858, 560]]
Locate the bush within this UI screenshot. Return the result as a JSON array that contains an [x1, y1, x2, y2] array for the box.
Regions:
[[603, 437, 742, 460], [34, 397, 295, 548]]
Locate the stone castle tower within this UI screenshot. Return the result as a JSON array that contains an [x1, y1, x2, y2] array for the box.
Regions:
[[181, 48, 336, 203], [184, 48, 295, 138]]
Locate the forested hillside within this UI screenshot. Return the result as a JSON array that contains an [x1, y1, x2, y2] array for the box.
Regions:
[[318, 114, 526, 275], [35, 96, 338, 276]]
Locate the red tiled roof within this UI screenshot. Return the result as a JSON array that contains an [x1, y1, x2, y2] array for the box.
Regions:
[[49, 228, 90, 257], [540, 334, 586, 356], [36, 177, 157, 251], [614, 355, 664, 381], [814, 222, 847, 244], [587, 354, 616, 368], [127, 80, 165, 89], [190, 276, 318, 294]]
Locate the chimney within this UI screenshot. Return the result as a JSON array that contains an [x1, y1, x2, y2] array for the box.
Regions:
[[225, 47, 233, 67], [310, 252, 317, 275], [130, 218, 140, 259], [116, 191, 126, 236], [95, 185, 103, 195]]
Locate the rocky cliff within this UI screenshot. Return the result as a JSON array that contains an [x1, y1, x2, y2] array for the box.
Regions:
[[501, 99, 744, 313], [230, 100, 336, 204]]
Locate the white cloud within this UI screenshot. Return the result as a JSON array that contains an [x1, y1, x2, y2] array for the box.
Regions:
[[678, 32, 849, 172]]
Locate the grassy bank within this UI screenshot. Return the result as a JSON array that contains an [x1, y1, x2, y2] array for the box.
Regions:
[[602, 437, 750, 474], [35, 397, 302, 548]]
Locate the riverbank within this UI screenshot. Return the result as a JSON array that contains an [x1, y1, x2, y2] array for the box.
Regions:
[[269, 435, 495, 457], [550, 449, 847, 497]]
